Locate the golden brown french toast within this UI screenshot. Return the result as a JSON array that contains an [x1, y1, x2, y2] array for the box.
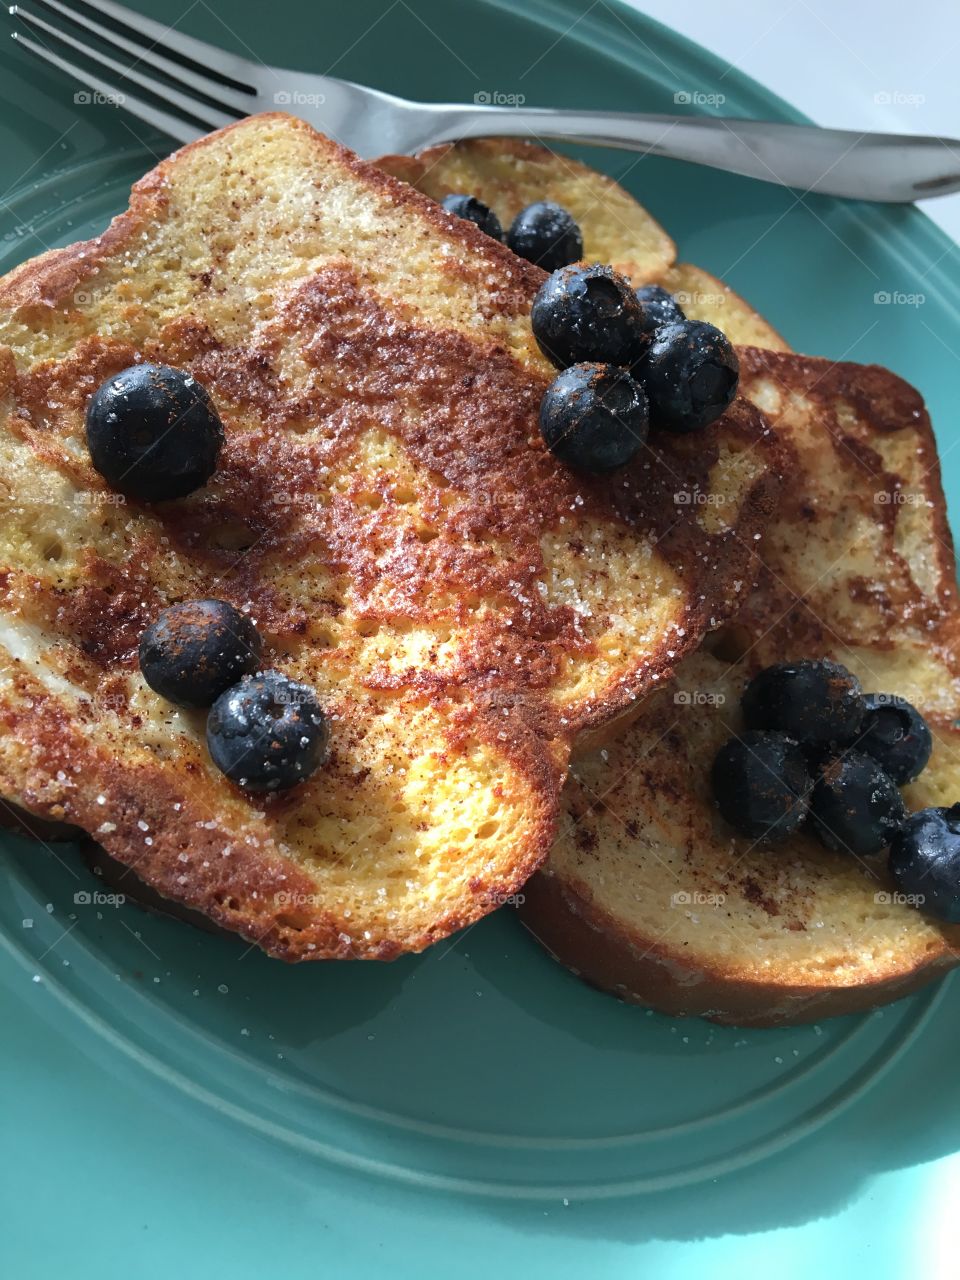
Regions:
[[522, 351, 960, 1024], [376, 138, 676, 287], [0, 114, 778, 960], [376, 139, 791, 350]]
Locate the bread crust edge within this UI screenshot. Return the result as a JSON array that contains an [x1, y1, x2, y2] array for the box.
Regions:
[[519, 868, 960, 1027]]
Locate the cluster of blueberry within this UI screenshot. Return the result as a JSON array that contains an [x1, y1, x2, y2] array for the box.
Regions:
[[139, 601, 330, 792], [441, 194, 584, 273], [711, 659, 960, 923], [85, 365, 329, 792], [443, 193, 740, 469]]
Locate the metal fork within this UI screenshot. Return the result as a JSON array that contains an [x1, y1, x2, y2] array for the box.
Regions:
[[10, 0, 960, 202]]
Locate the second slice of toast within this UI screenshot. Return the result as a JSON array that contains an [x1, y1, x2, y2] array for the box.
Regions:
[[521, 350, 960, 1024]]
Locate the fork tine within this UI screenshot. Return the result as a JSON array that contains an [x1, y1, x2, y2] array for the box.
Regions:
[[11, 30, 203, 145], [13, 6, 239, 131], [29, 0, 259, 115], [66, 0, 259, 91], [13, 8, 240, 132]]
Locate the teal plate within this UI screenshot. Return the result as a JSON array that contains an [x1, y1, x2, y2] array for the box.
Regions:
[[1, 2, 959, 1275]]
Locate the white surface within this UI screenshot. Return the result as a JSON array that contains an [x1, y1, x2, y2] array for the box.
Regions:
[[627, 0, 960, 244]]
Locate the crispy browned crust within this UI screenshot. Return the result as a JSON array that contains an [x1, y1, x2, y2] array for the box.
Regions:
[[0, 115, 780, 959], [81, 841, 243, 938], [0, 795, 83, 843], [520, 868, 960, 1027]]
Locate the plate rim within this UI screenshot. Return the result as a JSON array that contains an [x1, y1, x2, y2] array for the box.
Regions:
[[1, 0, 959, 1228]]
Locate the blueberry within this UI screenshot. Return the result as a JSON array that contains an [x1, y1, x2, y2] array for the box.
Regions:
[[858, 693, 932, 784], [531, 264, 647, 369], [889, 805, 960, 922], [440, 193, 503, 241], [85, 363, 224, 501], [206, 670, 329, 792], [742, 659, 866, 747], [711, 731, 812, 841], [139, 599, 262, 708], [507, 201, 583, 273], [539, 363, 648, 472], [633, 320, 739, 432], [810, 751, 905, 856], [635, 284, 686, 336]]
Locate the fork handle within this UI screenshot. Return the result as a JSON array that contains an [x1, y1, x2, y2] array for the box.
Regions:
[[420, 109, 960, 203]]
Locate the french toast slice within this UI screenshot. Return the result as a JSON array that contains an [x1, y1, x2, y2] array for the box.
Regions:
[[376, 139, 791, 350], [0, 114, 778, 960], [521, 350, 960, 1024], [376, 138, 676, 287]]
